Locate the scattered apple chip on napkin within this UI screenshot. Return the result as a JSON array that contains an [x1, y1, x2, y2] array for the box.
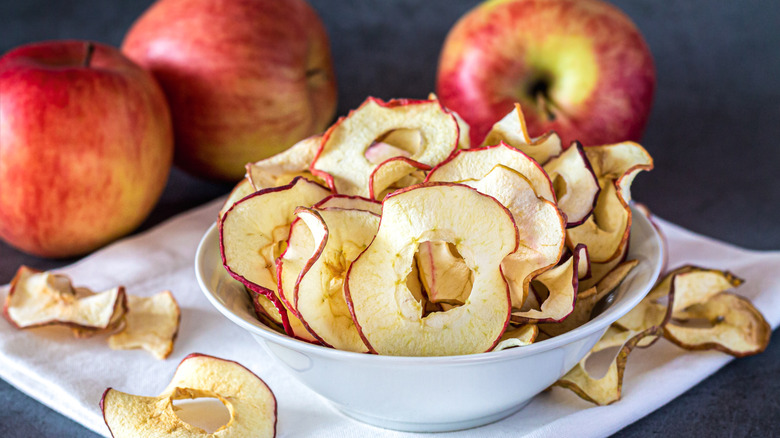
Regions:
[[3, 266, 126, 334], [554, 265, 770, 405], [101, 354, 276, 437], [108, 291, 181, 360]]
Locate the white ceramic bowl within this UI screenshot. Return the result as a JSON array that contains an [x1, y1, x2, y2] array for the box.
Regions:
[[196, 205, 663, 432]]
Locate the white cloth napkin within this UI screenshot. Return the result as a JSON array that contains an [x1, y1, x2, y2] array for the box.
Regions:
[[1, 198, 778, 438]]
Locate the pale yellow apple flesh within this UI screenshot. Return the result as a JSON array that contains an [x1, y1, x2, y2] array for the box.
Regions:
[[101, 354, 276, 437], [311, 97, 459, 197], [482, 103, 563, 165], [543, 143, 600, 226], [345, 184, 517, 356], [279, 207, 379, 352], [3, 266, 126, 333], [108, 291, 181, 360]]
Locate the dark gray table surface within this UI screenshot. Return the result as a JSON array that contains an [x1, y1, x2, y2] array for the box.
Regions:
[[2, 0, 779, 436]]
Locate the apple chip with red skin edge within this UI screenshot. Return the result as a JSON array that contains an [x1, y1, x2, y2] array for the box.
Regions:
[[314, 194, 382, 215], [101, 353, 276, 438], [622, 266, 770, 357], [426, 142, 556, 203], [219, 176, 330, 342], [368, 156, 430, 201], [310, 97, 459, 197], [543, 142, 601, 227], [567, 142, 653, 264], [666, 292, 770, 357], [427, 92, 471, 149], [345, 183, 518, 356], [482, 103, 563, 165], [278, 207, 379, 352], [554, 324, 663, 406], [447, 163, 565, 308], [493, 324, 538, 351], [538, 259, 638, 338], [4, 266, 127, 333], [108, 291, 181, 360], [512, 248, 579, 323], [218, 178, 255, 221], [246, 134, 324, 191], [247, 289, 285, 333]]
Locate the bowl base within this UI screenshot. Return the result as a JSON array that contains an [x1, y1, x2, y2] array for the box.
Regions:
[[334, 400, 531, 433]]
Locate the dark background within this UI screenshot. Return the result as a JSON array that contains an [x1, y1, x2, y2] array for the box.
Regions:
[[1, 0, 779, 436]]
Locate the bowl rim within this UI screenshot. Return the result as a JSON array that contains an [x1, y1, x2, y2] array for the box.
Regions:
[[196, 204, 663, 366]]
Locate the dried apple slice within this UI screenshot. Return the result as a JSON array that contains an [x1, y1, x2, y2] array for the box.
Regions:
[[543, 143, 600, 227], [314, 194, 382, 215], [512, 249, 579, 323], [415, 241, 473, 306], [665, 292, 770, 357], [554, 324, 662, 405], [426, 142, 555, 202], [427, 92, 470, 149], [279, 207, 379, 352], [345, 183, 518, 356], [539, 260, 638, 338], [3, 266, 126, 333], [108, 291, 181, 360], [246, 134, 323, 190], [368, 156, 429, 200], [218, 178, 255, 221], [220, 176, 330, 341], [566, 142, 653, 263], [493, 324, 538, 351], [481, 103, 563, 165], [451, 164, 565, 307], [101, 353, 276, 437], [310, 97, 459, 197]]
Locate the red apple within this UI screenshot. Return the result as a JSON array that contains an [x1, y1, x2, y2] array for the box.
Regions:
[[0, 40, 173, 258], [122, 0, 338, 181], [436, 0, 655, 147]]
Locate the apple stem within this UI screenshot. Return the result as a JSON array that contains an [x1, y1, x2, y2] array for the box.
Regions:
[[535, 92, 557, 122], [83, 42, 95, 68]]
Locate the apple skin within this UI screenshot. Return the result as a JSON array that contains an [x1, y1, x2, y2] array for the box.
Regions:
[[436, 0, 655, 147], [122, 0, 338, 181], [0, 41, 173, 258]]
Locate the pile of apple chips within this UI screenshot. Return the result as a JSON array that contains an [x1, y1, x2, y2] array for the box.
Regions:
[[218, 96, 769, 404]]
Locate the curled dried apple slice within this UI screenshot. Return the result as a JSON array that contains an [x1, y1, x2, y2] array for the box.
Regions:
[[539, 260, 638, 338], [218, 178, 255, 221], [554, 324, 662, 405], [368, 156, 429, 200], [108, 291, 181, 360], [566, 142, 653, 263], [415, 241, 473, 306], [426, 142, 555, 202], [451, 164, 565, 307], [345, 183, 518, 356], [427, 92, 471, 149], [220, 176, 330, 341], [310, 97, 459, 197], [511, 249, 579, 323], [314, 194, 382, 215], [543, 143, 600, 227], [493, 324, 538, 351], [278, 207, 379, 352], [246, 135, 323, 190], [3, 266, 126, 333], [665, 292, 770, 357], [482, 103, 562, 165], [101, 353, 276, 437]]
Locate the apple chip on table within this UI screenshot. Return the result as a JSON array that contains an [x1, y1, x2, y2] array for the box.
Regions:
[[3, 265, 181, 360], [218, 96, 768, 402]]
